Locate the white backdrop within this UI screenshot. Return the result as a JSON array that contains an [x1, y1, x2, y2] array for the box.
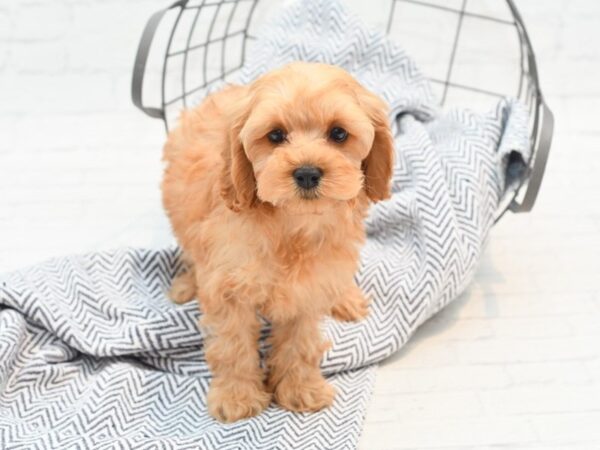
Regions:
[[0, 0, 170, 272]]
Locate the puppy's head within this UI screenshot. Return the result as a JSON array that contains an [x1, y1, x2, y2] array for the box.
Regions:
[[220, 62, 394, 212]]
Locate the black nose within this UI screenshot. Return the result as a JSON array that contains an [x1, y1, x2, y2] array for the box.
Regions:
[[293, 165, 322, 189]]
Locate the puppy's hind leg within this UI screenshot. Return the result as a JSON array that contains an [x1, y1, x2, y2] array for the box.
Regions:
[[168, 264, 197, 304], [331, 282, 369, 322]]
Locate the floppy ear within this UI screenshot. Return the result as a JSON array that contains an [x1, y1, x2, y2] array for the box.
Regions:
[[358, 90, 394, 202], [220, 91, 258, 212]]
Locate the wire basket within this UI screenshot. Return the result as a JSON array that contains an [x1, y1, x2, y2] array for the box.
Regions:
[[131, 0, 553, 218]]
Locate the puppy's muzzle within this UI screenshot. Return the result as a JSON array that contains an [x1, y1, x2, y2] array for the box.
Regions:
[[293, 165, 322, 190]]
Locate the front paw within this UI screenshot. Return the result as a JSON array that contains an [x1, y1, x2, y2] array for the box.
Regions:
[[207, 379, 271, 423], [271, 371, 335, 412], [331, 286, 369, 321]]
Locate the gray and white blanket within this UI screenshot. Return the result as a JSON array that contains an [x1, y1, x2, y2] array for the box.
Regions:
[[0, 1, 530, 448]]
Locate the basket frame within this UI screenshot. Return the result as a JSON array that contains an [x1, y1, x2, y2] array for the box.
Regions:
[[131, 0, 553, 218]]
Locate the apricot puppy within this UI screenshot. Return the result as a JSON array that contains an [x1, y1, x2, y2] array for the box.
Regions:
[[162, 62, 393, 422]]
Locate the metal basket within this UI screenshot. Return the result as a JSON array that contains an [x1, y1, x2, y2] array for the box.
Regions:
[[131, 0, 553, 218]]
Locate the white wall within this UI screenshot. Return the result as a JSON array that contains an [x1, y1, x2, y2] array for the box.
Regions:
[[0, 0, 170, 271]]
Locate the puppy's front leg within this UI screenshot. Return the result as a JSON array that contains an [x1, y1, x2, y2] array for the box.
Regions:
[[267, 314, 335, 412], [202, 293, 271, 422]]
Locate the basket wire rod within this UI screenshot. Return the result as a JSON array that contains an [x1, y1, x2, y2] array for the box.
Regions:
[[161, 2, 188, 132], [397, 0, 515, 26], [221, 0, 241, 78], [168, 30, 246, 57], [508, 2, 543, 147], [514, 8, 528, 99], [517, 67, 525, 99], [131, 1, 184, 120], [165, 66, 241, 107], [386, 0, 397, 35], [182, 2, 204, 108], [495, 106, 540, 220], [202, 2, 225, 91], [516, 34, 526, 99], [504, 0, 547, 214], [240, 1, 259, 68], [507, 0, 541, 99], [518, 101, 553, 212], [441, 0, 467, 105], [186, 0, 253, 8], [429, 78, 506, 99], [495, 12, 538, 219]]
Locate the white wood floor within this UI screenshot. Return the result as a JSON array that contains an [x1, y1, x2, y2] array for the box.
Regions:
[[1, 1, 599, 448]]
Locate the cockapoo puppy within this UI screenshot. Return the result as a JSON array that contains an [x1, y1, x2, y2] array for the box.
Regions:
[[162, 62, 393, 423]]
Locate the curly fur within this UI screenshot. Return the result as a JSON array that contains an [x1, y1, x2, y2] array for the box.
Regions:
[[162, 62, 393, 422]]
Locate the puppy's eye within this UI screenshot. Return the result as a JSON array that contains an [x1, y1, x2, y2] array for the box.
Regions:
[[329, 127, 348, 143], [267, 129, 287, 144]]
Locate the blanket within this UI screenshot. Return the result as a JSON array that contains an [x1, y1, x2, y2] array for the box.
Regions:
[[0, 0, 530, 448]]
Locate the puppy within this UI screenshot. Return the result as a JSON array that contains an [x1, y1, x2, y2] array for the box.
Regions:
[[162, 62, 393, 423]]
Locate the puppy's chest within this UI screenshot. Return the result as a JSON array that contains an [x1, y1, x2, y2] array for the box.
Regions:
[[274, 236, 335, 276], [212, 208, 365, 309], [269, 233, 358, 291]]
